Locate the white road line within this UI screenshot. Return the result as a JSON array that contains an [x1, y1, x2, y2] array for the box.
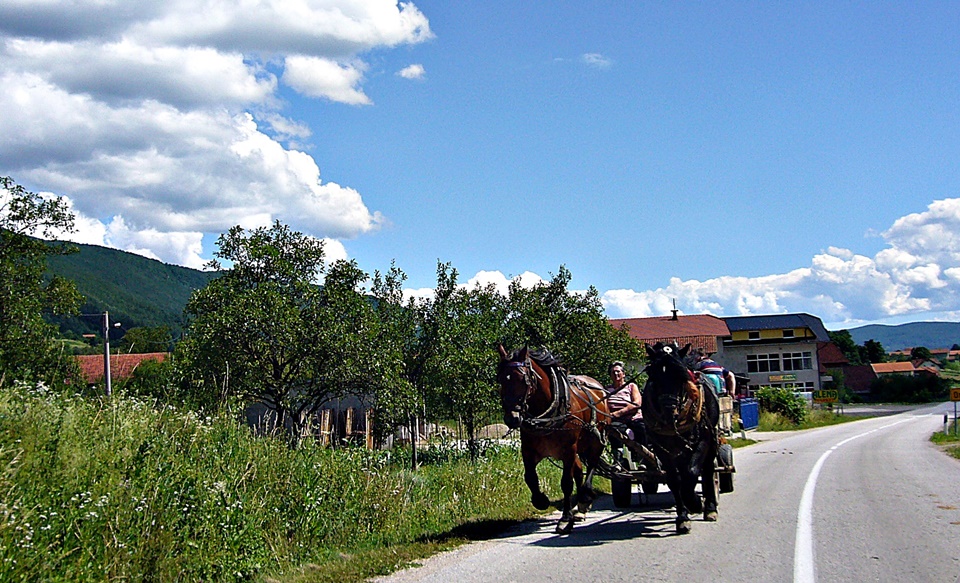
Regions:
[[793, 417, 914, 583]]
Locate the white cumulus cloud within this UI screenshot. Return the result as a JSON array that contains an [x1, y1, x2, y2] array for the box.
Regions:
[[599, 198, 960, 326], [0, 0, 432, 266], [397, 63, 425, 79]]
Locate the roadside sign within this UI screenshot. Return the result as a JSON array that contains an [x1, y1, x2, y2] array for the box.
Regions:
[[950, 388, 960, 402], [813, 389, 838, 404]]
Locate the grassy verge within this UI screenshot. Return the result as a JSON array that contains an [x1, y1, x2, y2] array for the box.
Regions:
[[930, 421, 960, 460], [0, 382, 558, 582], [726, 437, 757, 448], [757, 408, 860, 432]]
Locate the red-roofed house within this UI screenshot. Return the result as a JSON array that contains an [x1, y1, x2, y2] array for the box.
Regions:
[[609, 314, 731, 354], [871, 362, 917, 376], [76, 352, 168, 385]]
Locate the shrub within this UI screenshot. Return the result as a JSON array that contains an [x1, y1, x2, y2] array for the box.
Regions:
[[756, 386, 807, 425]]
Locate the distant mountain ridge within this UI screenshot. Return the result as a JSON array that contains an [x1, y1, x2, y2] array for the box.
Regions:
[[45, 242, 217, 339], [846, 322, 960, 351]]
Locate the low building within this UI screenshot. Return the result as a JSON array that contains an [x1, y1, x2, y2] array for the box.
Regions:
[[872, 361, 941, 378], [76, 352, 168, 385], [717, 313, 832, 393]]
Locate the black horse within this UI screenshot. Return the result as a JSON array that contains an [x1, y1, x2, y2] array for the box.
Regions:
[[640, 341, 721, 534]]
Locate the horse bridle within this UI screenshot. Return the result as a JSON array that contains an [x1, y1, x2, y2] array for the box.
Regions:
[[502, 358, 542, 418]]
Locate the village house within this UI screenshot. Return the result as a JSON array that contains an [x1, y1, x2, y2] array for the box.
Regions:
[[75, 352, 168, 385]]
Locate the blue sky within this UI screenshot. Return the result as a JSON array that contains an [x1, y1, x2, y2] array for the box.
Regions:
[[2, 1, 959, 329]]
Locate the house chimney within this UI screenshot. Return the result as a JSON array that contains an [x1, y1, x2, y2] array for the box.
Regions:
[[671, 298, 679, 321]]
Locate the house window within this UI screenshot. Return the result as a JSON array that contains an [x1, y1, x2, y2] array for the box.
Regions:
[[783, 329, 795, 338], [782, 352, 812, 371], [748, 331, 761, 341], [747, 353, 781, 373]]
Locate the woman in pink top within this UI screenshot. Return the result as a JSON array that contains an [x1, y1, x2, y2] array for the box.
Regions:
[[607, 361, 646, 446]]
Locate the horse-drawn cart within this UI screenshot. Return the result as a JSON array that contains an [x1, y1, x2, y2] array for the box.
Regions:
[[597, 426, 736, 508]]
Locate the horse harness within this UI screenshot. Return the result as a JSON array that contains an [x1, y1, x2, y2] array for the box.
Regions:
[[645, 370, 707, 435], [505, 358, 606, 438]]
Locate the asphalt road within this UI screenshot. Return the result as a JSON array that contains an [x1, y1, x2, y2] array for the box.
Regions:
[[375, 403, 960, 583]]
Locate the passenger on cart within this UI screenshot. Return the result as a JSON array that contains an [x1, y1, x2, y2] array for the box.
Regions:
[[606, 361, 657, 469]]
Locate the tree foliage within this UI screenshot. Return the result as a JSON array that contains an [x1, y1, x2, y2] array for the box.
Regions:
[[828, 330, 863, 365], [178, 222, 379, 442], [756, 386, 808, 424], [0, 177, 82, 386], [420, 263, 506, 451], [118, 326, 173, 353], [503, 266, 642, 381], [909, 346, 933, 361], [870, 373, 947, 403], [861, 339, 887, 364]]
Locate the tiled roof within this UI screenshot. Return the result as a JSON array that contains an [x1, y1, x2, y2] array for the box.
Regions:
[[609, 315, 730, 353], [723, 313, 831, 342], [871, 362, 917, 374], [76, 352, 168, 384]]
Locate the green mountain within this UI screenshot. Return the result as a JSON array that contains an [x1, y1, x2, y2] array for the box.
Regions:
[[847, 322, 960, 351], [45, 242, 217, 340]]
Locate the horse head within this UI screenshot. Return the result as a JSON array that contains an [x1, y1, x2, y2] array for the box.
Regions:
[[497, 345, 545, 429], [644, 341, 696, 426]]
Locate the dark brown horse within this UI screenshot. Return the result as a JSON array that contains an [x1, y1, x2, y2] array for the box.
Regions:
[[496, 345, 612, 533], [641, 341, 721, 534]]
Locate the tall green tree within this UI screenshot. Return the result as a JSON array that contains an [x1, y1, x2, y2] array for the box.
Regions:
[[179, 221, 377, 442], [860, 339, 887, 364], [420, 263, 507, 454], [118, 325, 173, 353], [0, 177, 82, 386], [368, 263, 422, 441], [909, 346, 933, 361], [828, 329, 863, 365]]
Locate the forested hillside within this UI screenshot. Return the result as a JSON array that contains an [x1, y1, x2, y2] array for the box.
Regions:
[[44, 242, 217, 339], [847, 321, 960, 351]]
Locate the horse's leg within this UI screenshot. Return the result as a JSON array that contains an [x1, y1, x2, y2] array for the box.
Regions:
[[555, 453, 578, 534], [576, 437, 601, 514], [681, 466, 703, 515], [702, 445, 719, 522], [521, 441, 550, 511], [661, 458, 691, 534]]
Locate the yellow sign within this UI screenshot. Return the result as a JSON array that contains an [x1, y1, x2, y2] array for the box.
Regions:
[[951, 388, 960, 402], [769, 374, 797, 382], [813, 390, 839, 404]]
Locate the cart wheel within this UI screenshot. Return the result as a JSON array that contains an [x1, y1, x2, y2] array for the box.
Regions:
[[611, 478, 633, 508], [719, 472, 734, 493]]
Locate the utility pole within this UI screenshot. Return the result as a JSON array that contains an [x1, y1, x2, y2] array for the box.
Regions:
[[103, 311, 112, 397]]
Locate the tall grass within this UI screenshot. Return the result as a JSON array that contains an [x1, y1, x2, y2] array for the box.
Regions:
[[757, 408, 856, 432], [0, 382, 556, 582], [930, 420, 960, 460]]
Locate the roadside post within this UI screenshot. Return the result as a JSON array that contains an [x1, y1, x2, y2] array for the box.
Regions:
[[951, 388, 960, 435]]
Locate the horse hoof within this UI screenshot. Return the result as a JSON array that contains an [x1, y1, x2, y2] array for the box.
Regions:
[[676, 519, 692, 534], [570, 510, 586, 522], [577, 501, 593, 514], [704, 510, 718, 522], [556, 519, 574, 534], [532, 492, 551, 511]]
